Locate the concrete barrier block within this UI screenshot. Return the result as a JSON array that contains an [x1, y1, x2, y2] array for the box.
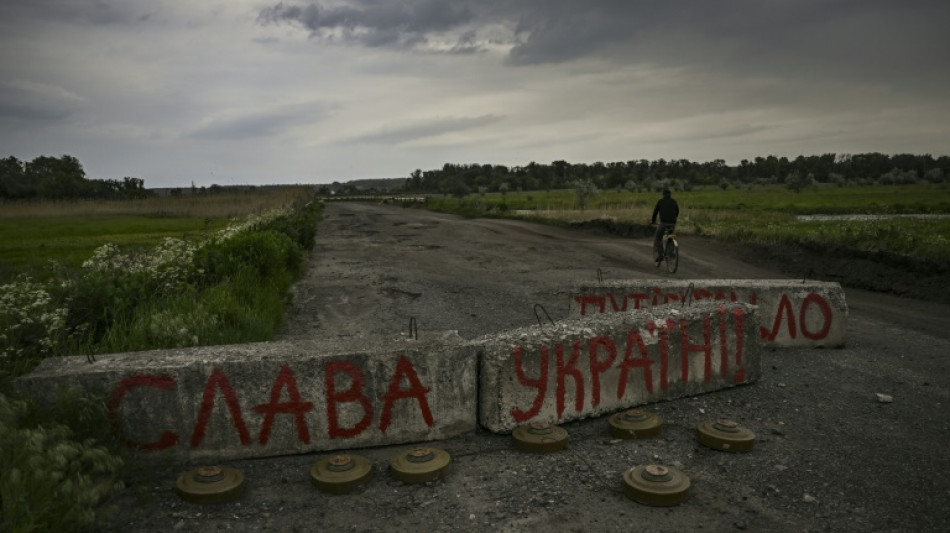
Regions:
[[476, 303, 760, 433], [570, 279, 847, 348], [16, 332, 477, 461]]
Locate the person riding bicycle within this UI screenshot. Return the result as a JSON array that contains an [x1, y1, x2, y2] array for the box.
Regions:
[[651, 188, 679, 265]]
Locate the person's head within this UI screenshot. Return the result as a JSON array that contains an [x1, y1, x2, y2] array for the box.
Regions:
[[663, 188, 671, 197]]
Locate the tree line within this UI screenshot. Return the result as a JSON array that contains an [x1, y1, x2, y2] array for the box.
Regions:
[[4, 152, 948, 201], [0, 154, 150, 200], [399, 153, 949, 196]]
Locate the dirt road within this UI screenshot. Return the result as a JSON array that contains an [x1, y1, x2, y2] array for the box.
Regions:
[[106, 202, 950, 532]]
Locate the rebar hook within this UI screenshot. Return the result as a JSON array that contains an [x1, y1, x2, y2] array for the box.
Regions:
[[681, 282, 695, 309], [408, 317, 418, 340], [533, 304, 555, 329], [596, 268, 605, 284]]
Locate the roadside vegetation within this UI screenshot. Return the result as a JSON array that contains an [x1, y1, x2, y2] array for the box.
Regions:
[[0, 186, 320, 532]]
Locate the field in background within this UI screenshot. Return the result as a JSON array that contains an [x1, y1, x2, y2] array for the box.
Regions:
[[426, 184, 950, 264], [0, 187, 314, 219], [0, 187, 314, 282]]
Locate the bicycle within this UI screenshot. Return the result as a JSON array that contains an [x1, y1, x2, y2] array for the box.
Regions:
[[654, 224, 679, 273]]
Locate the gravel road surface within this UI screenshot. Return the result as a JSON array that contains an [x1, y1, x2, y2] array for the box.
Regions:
[[105, 202, 950, 532]]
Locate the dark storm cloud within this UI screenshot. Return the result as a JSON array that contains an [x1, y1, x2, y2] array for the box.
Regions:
[[258, 0, 476, 50], [259, 0, 950, 83], [346, 114, 503, 145], [0, 80, 84, 123]]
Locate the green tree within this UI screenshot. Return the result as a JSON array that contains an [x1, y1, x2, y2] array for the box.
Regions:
[[573, 178, 598, 211], [0, 156, 28, 198], [786, 172, 815, 193]]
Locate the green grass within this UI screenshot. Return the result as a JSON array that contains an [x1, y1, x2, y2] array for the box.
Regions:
[[673, 184, 950, 214], [0, 193, 321, 532], [425, 184, 950, 264], [708, 216, 950, 260], [0, 215, 228, 283], [435, 183, 950, 214]]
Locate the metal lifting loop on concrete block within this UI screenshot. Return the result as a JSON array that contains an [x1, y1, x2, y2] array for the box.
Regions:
[[408, 317, 418, 340], [310, 454, 374, 494], [533, 304, 555, 329], [389, 447, 451, 484], [175, 465, 245, 504], [697, 418, 756, 453], [512, 422, 569, 453], [681, 282, 695, 309], [622, 464, 691, 506], [597, 267, 605, 284], [85, 353, 96, 364], [608, 409, 664, 439]]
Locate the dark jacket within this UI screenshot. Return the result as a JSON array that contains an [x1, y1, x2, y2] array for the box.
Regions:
[[651, 196, 679, 224]]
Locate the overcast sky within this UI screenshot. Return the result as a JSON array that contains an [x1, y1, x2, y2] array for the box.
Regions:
[[2, 0, 948, 188]]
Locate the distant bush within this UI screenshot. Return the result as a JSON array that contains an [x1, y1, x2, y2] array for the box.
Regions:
[[258, 199, 321, 251], [195, 230, 302, 283]]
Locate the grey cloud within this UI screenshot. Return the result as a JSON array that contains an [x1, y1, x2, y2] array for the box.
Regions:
[[259, 0, 950, 87], [0, 0, 152, 26], [190, 103, 331, 141], [0, 80, 85, 122], [346, 114, 503, 145], [259, 0, 475, 49], [448, 30, 481, 55]]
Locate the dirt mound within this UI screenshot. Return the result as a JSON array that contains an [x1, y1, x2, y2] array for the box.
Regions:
[[732, 241, 949, 305]]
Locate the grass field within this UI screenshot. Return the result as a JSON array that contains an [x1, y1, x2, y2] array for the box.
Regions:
[[432, 183, 950, 214], [426, 184, 950, 263], [0, 215, 226, 282], [0, 188, 313, 282]]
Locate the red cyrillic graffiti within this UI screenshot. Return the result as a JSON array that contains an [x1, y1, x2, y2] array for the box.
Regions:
[[379, 355, 434, 433], [576, 287, 746, 316], [589, 336, 618, 408], [732, 307, 747, 382], [109, 355, 435, 451], [191, 368, 251, 448], [800, 293, 833, 340], [510, 310, 747, 422], [510, 346, 549, 422], [760, 292, 833, 342], [555, 340, 584, 418], [325, 360, 373, 439], [576, 295, 606, 315], [617, 328, 653, 398], [254, 364, 314, 445], [107, 374, 179, 450], [681, 315, 712, 384], [578, 287, 833, 344]]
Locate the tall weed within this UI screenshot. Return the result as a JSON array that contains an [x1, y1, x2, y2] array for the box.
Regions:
[[0, 391, 124, 533], [0, 195, 322, 532]]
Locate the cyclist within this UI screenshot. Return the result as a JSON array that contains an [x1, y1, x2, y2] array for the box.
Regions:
[[651, 188, 679, 266]]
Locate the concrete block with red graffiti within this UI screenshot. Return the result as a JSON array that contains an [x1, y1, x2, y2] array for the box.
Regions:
[[570, 279, 848, 348], [16, 332, 477, 461], [476, 302, 760, 433]]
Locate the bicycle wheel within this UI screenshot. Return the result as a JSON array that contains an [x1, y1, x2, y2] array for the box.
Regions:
[[665, 239, 678, 273]]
